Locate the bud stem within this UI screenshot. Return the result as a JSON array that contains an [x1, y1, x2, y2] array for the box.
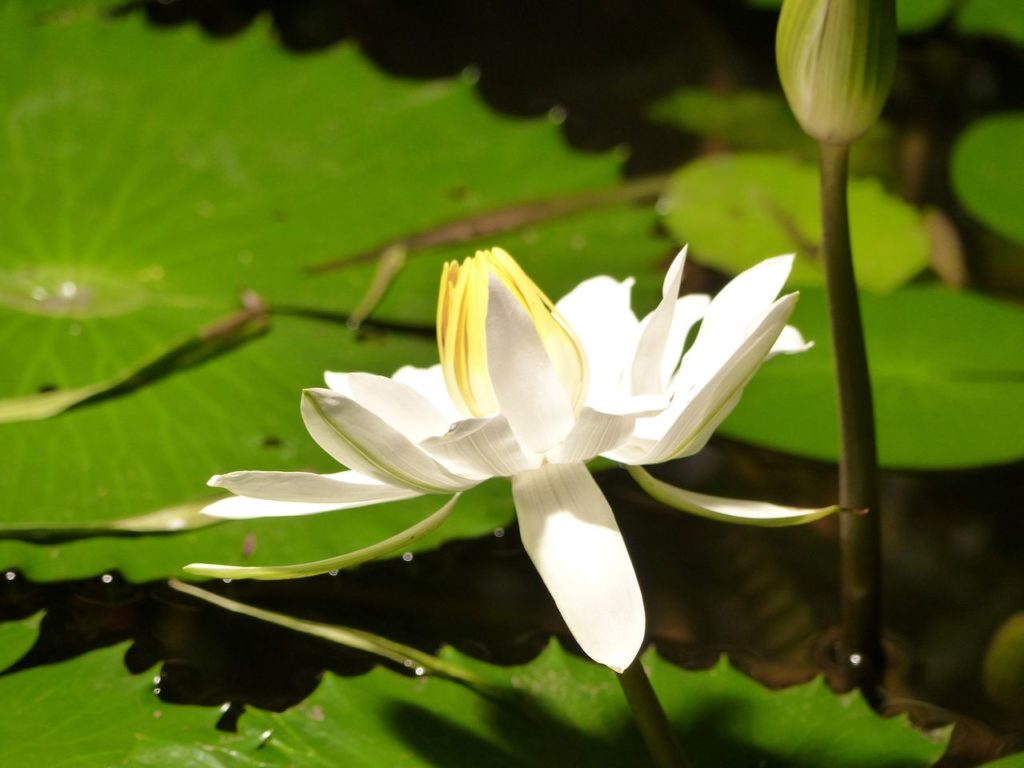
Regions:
[[818, 140, 883, 699], [617, 661, 691, 768]]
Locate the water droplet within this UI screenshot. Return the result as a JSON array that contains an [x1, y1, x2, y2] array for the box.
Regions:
[[4, 571, 16, 581], [655, 197, 674, 216], [153, 675, 162, 685], [413, 666, 425, 676], [257, 729, 273, 748], [222, 578, 232, 584], [461, 65, 480, 85], [219, 702, 232, 713], [153, 687, 161, 695], [493, 528, 505, 538], [0, 265, 147, 318], [328, 569, 339, 577], [101, 573, 114, 584], [849, 653, 863, 667], [403, 659, 414, 668], [401, 552, 414, 562], [547, 105, 567, 124]]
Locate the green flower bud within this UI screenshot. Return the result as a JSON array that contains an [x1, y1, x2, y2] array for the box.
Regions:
[[776, 0, 897, 145]]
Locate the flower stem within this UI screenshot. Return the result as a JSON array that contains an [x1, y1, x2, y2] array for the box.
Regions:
[[817, 141, 883, 699], [617, 661, 690, 768]]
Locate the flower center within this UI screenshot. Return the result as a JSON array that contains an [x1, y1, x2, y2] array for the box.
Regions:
[[437, 247, 588, 417]]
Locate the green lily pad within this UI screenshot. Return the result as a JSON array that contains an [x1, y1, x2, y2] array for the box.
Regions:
[[0, 612, 42, 671], [645, 88, 896, 178], [896, 0, 955, 31], [983, 612, 1024, 710], [951, 113, 1024, 247], [980, 754, 1024, 768], [648, 89, 809, 152], [0, 642, 220, 768], [957, 0, 1024, 46], [0, 641, 948, 767], [0, 1, 671, 580], [661, 153, 930, 293], [720, 286, 1024, 469]]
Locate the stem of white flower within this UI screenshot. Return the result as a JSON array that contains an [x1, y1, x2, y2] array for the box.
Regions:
[[818, 140, 883, 700], [617, 661, 690, 768]]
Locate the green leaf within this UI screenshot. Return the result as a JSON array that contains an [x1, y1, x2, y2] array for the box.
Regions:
[[0, 299, 268, 424], [720, 286, 1024, 468], [957, 0, 1024, 46], [648, 89, 809, 151], [0, 642, 948, 767], [0, 1, 670, 580], [980, 754, 1024, 768], [646, 88, 896, 178], [0, 644, 221, 768], [982, 612, 1024, 709], [661, 153, 930, 293], [951, 113, 1024, 246], [0, 612, 42, 671], [896, 0, 955, 31]]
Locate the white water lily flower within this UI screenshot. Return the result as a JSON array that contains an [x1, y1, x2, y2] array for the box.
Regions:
[[188, 247, 819, 673]]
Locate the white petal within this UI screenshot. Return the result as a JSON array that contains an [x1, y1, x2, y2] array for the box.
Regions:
[[675, 254, 794, 395], [628, 466, 839, 526], [659, 294, 710, 386], [486, 274, 576, 454], [420, 415, 540, 478], [555, 275, 639, 408], [301, 388, 476, 492], [202, 496, 361, 520], [770, 324, 812, 358], [324, 371, 450, 442], [630, 247, 687, 396], [209, 469, 421, 504], [546, 408, 638, 464], [512, 462, 645, 672], [391, 364, 463, 423], [348, 372, 450, 442], [324, 370, 352, 395], [628, 293, 799, 464]]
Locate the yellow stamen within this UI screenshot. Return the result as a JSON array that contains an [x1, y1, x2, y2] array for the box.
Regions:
[[437, 248, 588, 417]]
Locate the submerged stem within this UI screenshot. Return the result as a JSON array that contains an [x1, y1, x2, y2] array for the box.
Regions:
[[818, 141, 883, 698], [617, 661, 690, 768]]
